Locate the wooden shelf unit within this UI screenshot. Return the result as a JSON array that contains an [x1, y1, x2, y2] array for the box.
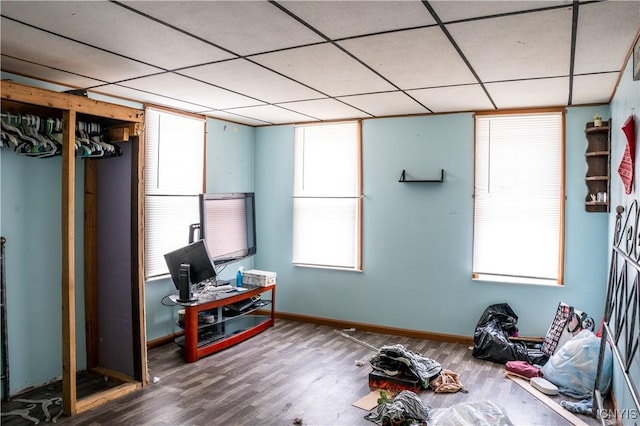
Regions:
[[1, 81, 147, 416], [584, 120, 611, 213], [174, 283, 275, 363]]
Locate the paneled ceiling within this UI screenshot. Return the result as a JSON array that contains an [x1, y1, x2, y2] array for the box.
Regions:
[[1, 1, 639, 126]]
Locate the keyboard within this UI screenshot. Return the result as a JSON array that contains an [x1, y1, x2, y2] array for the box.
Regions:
[[207, 284, 235, 293]]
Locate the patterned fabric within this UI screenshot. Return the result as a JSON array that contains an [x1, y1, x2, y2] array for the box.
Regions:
[[619, 115, 636, 195], [541, 302, 572, 356]]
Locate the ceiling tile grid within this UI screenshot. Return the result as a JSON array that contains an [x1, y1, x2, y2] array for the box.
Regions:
[[408, 84, 496, 113], [177, 59, 326, 104], [250, 43, 398, 97], [122, 0, 325, 56], [1, 1, 638, 126], [278, 0, 436, 39], [573, 1, 640, 75], [0, 1, 234, 70], [445, 8, 574, 83], [338, 26, 478, 90], [337, 92, 429, 117]]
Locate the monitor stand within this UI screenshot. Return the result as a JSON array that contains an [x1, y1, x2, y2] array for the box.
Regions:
[[177, 263, 196, 303]]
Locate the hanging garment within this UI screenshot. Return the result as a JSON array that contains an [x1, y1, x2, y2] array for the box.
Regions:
[[619, 115, 636, 194]]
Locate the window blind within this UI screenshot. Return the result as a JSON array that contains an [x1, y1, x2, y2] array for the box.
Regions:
[[144, 108, 205, 279], [292, 121, 362, 270], [473, 112, 563, 282]]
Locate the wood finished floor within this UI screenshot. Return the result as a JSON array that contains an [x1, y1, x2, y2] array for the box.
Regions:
[[3, 319, 606, 425]]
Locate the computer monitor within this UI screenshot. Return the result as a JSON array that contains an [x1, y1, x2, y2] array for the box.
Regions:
[[164, 239, 217, 291], [198, 192, 256, 267]]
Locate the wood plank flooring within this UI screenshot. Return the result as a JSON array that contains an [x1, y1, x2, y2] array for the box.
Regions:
[[2, 319, 605, 425]]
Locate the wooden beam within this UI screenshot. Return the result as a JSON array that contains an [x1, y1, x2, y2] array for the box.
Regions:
[[74, 382, 141, 414], [1, 81, 144, 123], [84, 160, 99, 369], [131, 134, 149, 385], [506, 373, 589, 426], [61, 110, 77, 416]]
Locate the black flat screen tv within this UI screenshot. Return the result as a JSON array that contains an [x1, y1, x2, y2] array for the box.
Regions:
[[199, 192, 256, 268], [164, 239, 217, 290]]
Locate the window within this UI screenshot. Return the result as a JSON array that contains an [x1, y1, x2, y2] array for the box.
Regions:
[[473, 111, 564, 284], [292, 121, 362, 270], [144, 107, 205, 279]]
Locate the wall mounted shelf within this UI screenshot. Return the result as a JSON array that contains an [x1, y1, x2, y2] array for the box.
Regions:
[[584, 119, 610, 212], [399, 169, 444, 183]]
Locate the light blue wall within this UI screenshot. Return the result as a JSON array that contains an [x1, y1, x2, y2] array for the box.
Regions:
[[1, 153, 87, 395], [254, 109, 610, 337], [609, 58, 640, 421]]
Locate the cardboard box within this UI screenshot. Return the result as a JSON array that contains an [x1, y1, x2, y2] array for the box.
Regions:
[[242, 269, 276, 286]]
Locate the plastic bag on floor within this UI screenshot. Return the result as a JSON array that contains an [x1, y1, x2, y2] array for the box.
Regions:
[[429, 401, 514, 426], [540, 329, 612, 399], [472, 303, 542, 364]]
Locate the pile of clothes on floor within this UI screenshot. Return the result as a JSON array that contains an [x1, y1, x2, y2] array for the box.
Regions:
[[365, 344, 469, 425], [369, 344, 465, 394], [365, 391, 514, 426], [471, 302, 613, 415]]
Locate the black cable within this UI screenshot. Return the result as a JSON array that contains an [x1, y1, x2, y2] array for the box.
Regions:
[[161, 294, 177, 306]]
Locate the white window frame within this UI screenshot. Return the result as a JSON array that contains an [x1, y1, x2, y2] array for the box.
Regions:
[[144, 107, 205, 280], [292, 121, 362, 271], [472, 110, 565, 285]]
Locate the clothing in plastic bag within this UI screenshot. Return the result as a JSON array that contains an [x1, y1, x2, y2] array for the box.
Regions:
[[364, 390, 431, 425], [472, 303, 547, 365], [540, 329, 612, 399], [429, 401, 514, 426]]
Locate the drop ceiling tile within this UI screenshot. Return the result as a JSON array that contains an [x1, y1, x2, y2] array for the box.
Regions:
[[202, 111, 272, 127], [93, 84, 213, 113], [279, 0, 435, 39], [574, 1, 640, 74], [485, 77, 569, 109], [431, 1, 572, 22], [408, 84, 495, 113], [448, 8, 573, 82], [1, 55, 104, 89], [178, 59, 325, 104], [251, 43, 397, 97], [0, 1, 233, 70], [0, 17, 161, 83], [277, 98, 370, 121], [337, 92, 429, 117], [221, 104, 320, 125], [339, 27, 477, 90], [120, 73, 264, 110], [123, 0, 324, 56], [571, 73, 619, 105]]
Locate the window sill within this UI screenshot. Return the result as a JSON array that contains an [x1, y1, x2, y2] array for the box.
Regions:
[[145, 274, 171, 284], [294, 263, 363, 272], [473, 274, 561, 287]]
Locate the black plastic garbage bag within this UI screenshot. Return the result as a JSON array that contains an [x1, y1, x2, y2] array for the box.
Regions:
[[472, 303, 546, 365]]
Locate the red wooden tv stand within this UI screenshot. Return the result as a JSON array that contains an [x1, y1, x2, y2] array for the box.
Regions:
[[172, 283, 275, 363]]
